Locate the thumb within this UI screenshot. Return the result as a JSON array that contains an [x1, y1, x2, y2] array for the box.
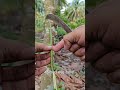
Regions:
[[35, 43, 52, 52], [52, 39, 64, 52], [52, 31, 75, 51], [20, 47, 35, 60]]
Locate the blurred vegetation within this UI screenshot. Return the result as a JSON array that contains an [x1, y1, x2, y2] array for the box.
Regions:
[[35, 0, 85, 39], [35, 0, 45, 33]]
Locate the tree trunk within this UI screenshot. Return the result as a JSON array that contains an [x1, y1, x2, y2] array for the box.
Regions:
[[43, 0, 57, 44]]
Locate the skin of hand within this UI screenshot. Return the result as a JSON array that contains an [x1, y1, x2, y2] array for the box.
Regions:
[[53, 25, 85, 60], [35, 43, 52, 76], [86, 0, 120, 83], [0, 37, 52, 78]]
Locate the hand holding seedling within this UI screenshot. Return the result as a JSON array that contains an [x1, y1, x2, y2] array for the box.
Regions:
[[86, 0, 120, 83], [0, 38, 51, 81], [53, 25, 85, 60], [0, 37, 34, 63], [53, 0, 120, 83], [35, 43, 52, 76], [0, 38, 34, 89]]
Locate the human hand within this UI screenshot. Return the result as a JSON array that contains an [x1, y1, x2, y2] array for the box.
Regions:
[[53, 25, 85, 59], [86, 0, 120, 83], [0, 37, 34, 63], [35, 43, 52, 76], [0, 37, 52, 76], [0, 37, 35, 89], [0, 38, 52, 89]]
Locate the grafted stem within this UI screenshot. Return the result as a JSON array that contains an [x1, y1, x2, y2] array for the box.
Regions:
[[49, 25, 58, 90]]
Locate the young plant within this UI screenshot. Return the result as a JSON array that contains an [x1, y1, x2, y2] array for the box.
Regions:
[[49, 24, 58, 90]]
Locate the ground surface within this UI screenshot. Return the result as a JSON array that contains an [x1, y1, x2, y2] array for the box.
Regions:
[[35, 49, 85, 90], [35, 48, 120, 90]]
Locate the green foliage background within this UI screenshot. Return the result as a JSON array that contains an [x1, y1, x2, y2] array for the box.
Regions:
[[35, 0, 85, 37]]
